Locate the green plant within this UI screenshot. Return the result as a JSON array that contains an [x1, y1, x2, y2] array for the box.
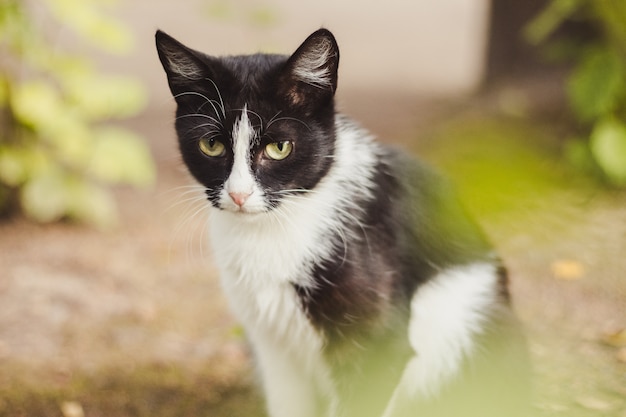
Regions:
[[526, 0, 626, 186], [0, 0, 154, 227]]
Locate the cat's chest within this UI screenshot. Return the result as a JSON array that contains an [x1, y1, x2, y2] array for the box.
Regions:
[[208, 201, 337, 285], [208, 209, 330, 352]]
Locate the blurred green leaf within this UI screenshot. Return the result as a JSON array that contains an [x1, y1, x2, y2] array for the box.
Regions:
[[10, 80, 63, 130], [88, 128, 155, 187], [593, 1, 626, 47], [65, 74, 148, 120], [65, 178, 117, 228], [248, 7, 279, 28], [20, 169, 68, 223], [527, 0, 626, 188], [204, 0, 233, 21], [0, 0, 151, 226], [47, 114, 93, 165], [564, 137, 597, 174], [524, 0, 584, 45], [44, 0, 134, 54], [24, 146, 55, 181], [590, 117, 626, 186], [0, 146, 28, 186], [19, 169, 117, 227], [567, 47, 625, 122]]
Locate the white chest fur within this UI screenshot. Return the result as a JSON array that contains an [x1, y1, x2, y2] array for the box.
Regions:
[[210, 208, 326, 357], [209, 207, 336, 417]]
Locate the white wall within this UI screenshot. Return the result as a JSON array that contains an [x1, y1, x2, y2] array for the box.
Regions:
[[108, 0, 490, 103]]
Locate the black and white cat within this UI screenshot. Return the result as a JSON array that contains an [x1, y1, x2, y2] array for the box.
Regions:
[[156, 29, 529, 417]]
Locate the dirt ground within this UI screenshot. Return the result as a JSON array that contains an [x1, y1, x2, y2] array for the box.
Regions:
[[0, 85, 625, 417]]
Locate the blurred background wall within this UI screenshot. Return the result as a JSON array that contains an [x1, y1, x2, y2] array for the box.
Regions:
[[103, 0, 491, 105]]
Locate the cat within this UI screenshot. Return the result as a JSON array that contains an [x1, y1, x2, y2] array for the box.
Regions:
[[155, 28, 530, 417]]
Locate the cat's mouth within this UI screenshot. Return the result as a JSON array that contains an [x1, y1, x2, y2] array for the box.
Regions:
[[231, 206, 257, 215], [221, 203, 267, 216]]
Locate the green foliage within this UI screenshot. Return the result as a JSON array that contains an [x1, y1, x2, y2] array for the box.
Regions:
[[0, 0, 154, 227], [567, 46, 625, 122], [203, 0, 279, 29], [589, 117, 626, 186], [526, 0, 626, 187]]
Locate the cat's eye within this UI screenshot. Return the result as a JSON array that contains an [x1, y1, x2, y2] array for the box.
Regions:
[[198, 137, 226, 157], [264, 141, 293, 160]]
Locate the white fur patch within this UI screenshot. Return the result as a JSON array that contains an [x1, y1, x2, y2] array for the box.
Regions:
[[382, 262, 499, 416]]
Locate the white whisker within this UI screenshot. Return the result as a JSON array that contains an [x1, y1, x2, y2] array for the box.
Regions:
[[272, 190, 366, 270], [174, 91, 225, 121], [266, 116, 311, 131], [200, 131, 223, 141], [266, 110, 283, 127], [162, 183, 212, 266], [206, 78, 226, 119], [272, 188, 373, 260], [176, 113, 223, 126], [186, 122, 223, 133]]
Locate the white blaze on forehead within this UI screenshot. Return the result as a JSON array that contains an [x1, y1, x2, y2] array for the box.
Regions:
[[226, 106, 255, 195]]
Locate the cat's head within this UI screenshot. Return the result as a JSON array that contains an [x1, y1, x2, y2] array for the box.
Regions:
[[156, 29, 340, 215]]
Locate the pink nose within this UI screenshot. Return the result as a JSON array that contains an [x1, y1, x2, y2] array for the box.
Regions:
[[229, 192, 251, 207]]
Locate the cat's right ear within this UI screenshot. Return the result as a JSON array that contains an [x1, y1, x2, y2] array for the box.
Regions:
[[155, 30, 214, 97]]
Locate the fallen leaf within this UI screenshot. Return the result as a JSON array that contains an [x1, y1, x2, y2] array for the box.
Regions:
[[551, 259, 585, 280], [61, 401, 84, 417], [602, 329, 626, 347]]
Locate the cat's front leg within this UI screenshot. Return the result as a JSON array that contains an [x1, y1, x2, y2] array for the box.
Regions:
[[381, 333, 529, 417], [381, 263, 529, 417], [251, 333, 323, 417]]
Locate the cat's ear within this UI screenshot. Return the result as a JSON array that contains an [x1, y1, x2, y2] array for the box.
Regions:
[[279, 29, 340, 108], [155, 30, 215, 97]]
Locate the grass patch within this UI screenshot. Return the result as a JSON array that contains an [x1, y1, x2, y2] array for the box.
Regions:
[[0, 363, 264, 417]]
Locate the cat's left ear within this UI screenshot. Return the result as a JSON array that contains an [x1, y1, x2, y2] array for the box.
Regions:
[[279, 29, 340, 108]]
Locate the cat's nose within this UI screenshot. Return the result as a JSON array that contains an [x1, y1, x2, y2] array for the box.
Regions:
[[229, 192, 251, 207]]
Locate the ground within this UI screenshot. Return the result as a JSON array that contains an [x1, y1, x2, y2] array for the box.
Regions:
[[0, 87, 625, 417]]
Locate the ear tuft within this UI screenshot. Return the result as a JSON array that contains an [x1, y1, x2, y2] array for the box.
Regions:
[[279, 29, 340, 109], [288, 29, 339, 91], [155, 30, 208, 83]]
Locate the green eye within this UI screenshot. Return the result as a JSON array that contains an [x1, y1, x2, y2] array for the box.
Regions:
[[199, 137, 226, 157], [265, 141, 293, 160]]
